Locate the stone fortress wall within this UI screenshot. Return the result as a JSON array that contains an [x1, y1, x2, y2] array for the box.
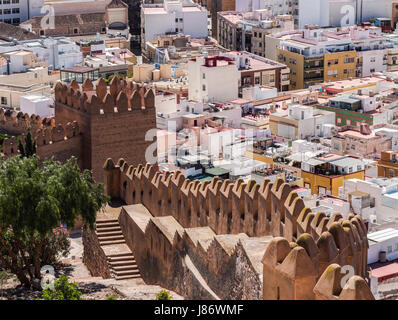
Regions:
[[0, 108, 83, 166], [53, 77, 157, 183], [82, 157, 374, 300]]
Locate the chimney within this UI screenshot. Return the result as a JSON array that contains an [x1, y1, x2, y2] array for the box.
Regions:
[[360, 122, 372, 135]]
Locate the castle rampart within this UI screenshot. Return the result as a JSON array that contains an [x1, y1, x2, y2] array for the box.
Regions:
[[0, 113, 83, 167], [53, 78, 157, 182], [82, 157, 374, 300]]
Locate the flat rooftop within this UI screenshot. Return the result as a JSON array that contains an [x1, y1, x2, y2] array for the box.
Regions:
[[368, 228, 398, 243], [143, 6, 202, 14]]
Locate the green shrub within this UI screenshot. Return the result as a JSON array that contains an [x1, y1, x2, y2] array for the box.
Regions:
[[156, 290, 171, 300], [36, 275, 84, 300], [106, 295, 117, 300]]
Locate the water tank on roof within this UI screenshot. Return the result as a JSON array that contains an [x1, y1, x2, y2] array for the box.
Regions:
[[379, 251, 387, 263]]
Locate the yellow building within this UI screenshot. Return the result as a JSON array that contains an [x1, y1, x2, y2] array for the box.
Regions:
[[301, 155, 366, 196], [277, 48, 357, 90], [323, 51, 356, 82]]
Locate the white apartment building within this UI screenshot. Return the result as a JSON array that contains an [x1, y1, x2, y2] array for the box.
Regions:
[[235, 0, 265, 12], [339, 177, 398, 224], [270, 103, 336, 140], [276, 26, 391, 80], [0, 0, 42, 25], [188, 55, 239, 103], [141, 1, 208, 48], [263, 0, 393, 29], [368, 228, 398, 264], [0, 37, 82, 70]]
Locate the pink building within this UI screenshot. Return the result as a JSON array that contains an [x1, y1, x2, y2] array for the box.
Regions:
[[331, 123, 392, 157]]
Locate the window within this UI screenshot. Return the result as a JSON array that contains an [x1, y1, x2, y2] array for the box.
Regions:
[[12, 8, 19, 14], [4, 9, 11, 15], [12, 0, 19, 3], [3, 0, 10, 3], [12, 18, 19, 24], [1, 97, 7, 105], [202, 84, 206, 91], [39, 30, 44, 36], [390, 169, 395, 177], [202, 73, 205, 79], [387, 245, 393, 253], [175, 18, 178, 22], [346, 119, 351, 126], [349, 167, 353, 173], [269, 74, 274, 82], [395, 243, 398, 251], [370, 68, 375, 73], [357, 165, 362, 171]]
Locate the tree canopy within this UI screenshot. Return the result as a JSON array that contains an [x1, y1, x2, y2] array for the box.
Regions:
[[0, 156, 109, 287]]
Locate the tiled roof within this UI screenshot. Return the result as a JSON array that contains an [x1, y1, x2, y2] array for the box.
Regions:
[[107, 0, 128, 8], [22, 13, 105, 28], [0, 22, 39, 41]]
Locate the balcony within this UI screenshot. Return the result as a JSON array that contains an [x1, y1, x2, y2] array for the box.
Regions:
[[304, 76, 323, 82], [304, 65, 324, 71]]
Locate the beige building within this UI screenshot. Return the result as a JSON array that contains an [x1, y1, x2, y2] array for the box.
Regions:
[[217, 10, 294, 58], [132, 63, 186, 83], [0, 66, 59, 109], [143, 34, 225, 64]]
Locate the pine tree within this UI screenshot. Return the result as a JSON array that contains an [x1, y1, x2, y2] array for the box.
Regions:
[[18, 129, 36, 158]]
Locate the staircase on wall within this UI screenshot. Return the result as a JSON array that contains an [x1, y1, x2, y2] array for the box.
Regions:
[[96, 219, 141, 280]]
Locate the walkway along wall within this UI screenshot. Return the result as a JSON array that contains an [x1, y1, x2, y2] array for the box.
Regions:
[[82, 157, 374, 300]]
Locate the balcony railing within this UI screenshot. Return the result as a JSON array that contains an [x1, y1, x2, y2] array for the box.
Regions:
[[304, 76, 323, 82]]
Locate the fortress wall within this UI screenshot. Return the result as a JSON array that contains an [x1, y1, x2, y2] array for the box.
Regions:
[[0, 109, 47, 136], [53, 78, 157, 183], [1, 119, 83, 168], [102, 157, 372, 300], [104, 157, 369, 279], [82, 227, 111, 279]]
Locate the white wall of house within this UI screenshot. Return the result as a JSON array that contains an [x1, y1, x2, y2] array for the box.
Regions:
[[358, 50, 388, 77], [188, 57, 239, 103], [20, 94, 54, 118], [142, 3, 208, 44], [368, 230, 398, 264]]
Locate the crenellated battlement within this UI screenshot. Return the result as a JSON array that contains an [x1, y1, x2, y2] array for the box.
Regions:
[[54, 77, 155, 116], [104, 158, 368, 269], [79, 157, 374, 300], [1, 121, 81, 160], [35, 121, 80, 146], [0, 108, 51, 136], [96, 157, 373, 300]]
